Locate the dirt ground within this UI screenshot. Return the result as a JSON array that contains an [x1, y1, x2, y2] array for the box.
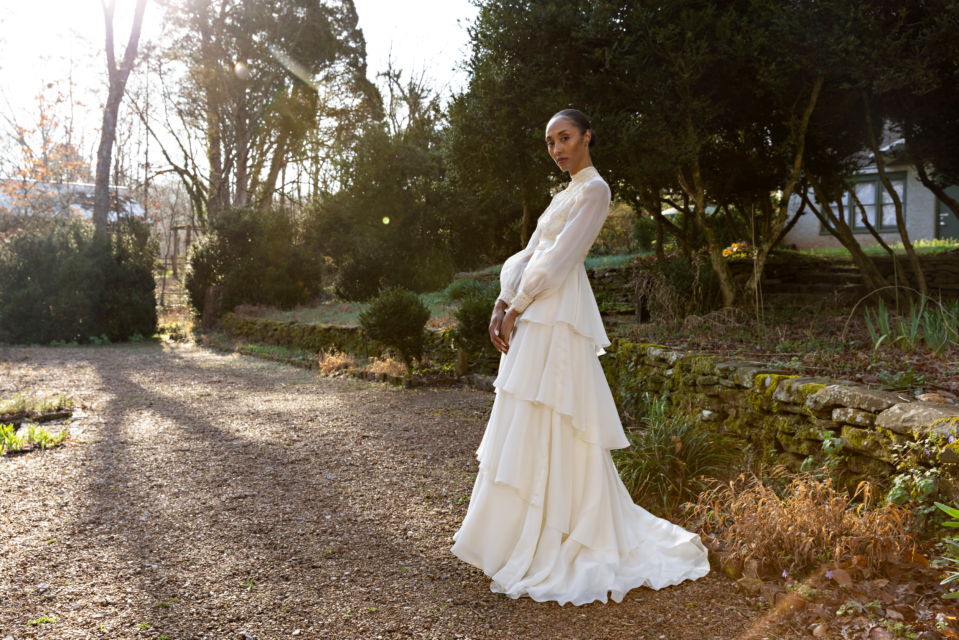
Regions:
[[0, 343, 778, 640]]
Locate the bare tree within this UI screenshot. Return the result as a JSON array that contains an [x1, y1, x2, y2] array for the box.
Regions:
[[92, 0, 149, 232]]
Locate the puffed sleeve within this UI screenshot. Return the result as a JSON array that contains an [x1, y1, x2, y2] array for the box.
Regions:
[[497, 225, 542, 306], [507, 179, 610, 314]]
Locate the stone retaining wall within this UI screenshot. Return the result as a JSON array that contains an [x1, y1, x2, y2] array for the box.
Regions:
[[601, 339, 959, 496], [587, 252, 959, 315]]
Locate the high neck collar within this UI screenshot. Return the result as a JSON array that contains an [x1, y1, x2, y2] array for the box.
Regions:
[[570, 166, 599, 184]]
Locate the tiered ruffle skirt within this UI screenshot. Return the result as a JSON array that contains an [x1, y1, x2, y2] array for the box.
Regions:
[[451, 278, 709, 605]]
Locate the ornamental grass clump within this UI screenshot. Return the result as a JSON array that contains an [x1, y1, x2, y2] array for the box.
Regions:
[[311, 348, 359, 376], [358, 287, 430, 371], [368, 354, 407, 376], [689, 467, 915, 575], [612, 394, 738, 518]]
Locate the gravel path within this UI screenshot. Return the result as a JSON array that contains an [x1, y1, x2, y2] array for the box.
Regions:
[[0, 343, 771, 640]]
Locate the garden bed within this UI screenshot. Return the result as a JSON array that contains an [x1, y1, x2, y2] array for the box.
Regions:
[[0, 393, 79, 456], [615, 307, 959, 396]]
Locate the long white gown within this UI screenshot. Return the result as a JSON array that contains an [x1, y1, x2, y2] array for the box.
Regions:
[[450, 166, 709, 606]]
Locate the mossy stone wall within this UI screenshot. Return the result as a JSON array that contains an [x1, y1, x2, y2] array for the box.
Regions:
[[601, 339, 959, 497]]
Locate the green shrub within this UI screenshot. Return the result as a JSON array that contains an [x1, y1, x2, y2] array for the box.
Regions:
[[334, 247, 456, 303], [358, 287, 431, 370], [632, 215, 659, 253], [451, 280, 499, 357], [612, 394, 738, 518], [185, 207, 323, 316], [407, 249, 456, 293], [0, 218, 157, 344], [443, 277, 495, 302], [334, 251, 386, 302]]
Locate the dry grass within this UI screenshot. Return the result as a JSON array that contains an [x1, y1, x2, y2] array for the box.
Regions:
[[310, 348, 360, 376], [158, 304, 193, 326], [367, 354, 407, 376], [637, 257, 723, 325], [682, 307, 753, 332], [690, 467, 915, 574]]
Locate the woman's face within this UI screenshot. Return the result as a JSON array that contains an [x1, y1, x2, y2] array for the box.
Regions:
[[545, 117, 591, 172]]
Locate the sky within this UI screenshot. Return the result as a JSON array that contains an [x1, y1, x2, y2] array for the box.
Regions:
[[0, 0, 477, 145], [355, 0, 477, 96]]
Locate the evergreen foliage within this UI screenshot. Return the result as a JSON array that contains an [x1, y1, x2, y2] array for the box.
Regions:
[[451, 280, 500, 357], [0, 218, 158, 344], [304, 71, 463, 299], [185, 207, 324, 316], [358, 287, 431, 370]]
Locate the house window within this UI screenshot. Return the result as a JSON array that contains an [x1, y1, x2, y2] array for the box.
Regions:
[[819, 172, 907, 234], [848, 173, 906, 232]]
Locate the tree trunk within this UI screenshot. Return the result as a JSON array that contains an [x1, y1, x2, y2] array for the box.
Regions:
[[677, 161, 737, 307], [261, 132, 291, 211], [849, 187, 910, 289], [92, 0, 149, 233], [805, 173, 895, 302], [654, 214, 665, 262], [722, 203, 749, 242], [744, 76, 823, 297], [863, 90, 927, 295], [234, 95, 250, 208], [207, 124, 226, 214], [914, 161, 959, 219], [769, 193, 807, 249]]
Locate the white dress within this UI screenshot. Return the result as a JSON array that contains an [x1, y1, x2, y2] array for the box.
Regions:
[[450, 166, 709, 606]]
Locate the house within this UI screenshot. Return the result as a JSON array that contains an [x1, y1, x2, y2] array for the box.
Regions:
[[0, 179, 145, 222], [782, 141, 959, 249]]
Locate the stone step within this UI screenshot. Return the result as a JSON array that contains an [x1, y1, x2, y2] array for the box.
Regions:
[[801, 271, 864, 285]]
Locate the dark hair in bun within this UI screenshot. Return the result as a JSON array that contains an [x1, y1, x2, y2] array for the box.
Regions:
[[551, 109, 598, 149]]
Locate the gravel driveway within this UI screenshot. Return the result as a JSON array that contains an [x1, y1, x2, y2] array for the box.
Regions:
[[0, 343, 770, 640]]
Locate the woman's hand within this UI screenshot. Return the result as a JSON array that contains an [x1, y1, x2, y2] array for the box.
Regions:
[[489, 300, 510, 354], [499, 310, 518, 353], [490, 300, 520, 354]]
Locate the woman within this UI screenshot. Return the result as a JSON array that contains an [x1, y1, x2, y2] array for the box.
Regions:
[[450, 109, 709, 606]]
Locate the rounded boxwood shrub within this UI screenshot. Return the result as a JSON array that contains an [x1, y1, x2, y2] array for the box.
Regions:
[[358, 287, 431, 370], [0, 218, 158, 344]]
